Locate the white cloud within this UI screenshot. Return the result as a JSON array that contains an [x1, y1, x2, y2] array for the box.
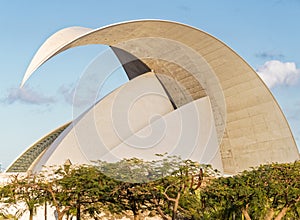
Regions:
[[3, 86, 55, 105], [257, 60, 300, 88]]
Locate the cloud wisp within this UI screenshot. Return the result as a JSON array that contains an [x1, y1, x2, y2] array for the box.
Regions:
[[58, 83, 99, 108], [58, 84, 76, 106], [256, 60, 300, 88], [3, 86, 55, 105], [255, 51, 284, 60]]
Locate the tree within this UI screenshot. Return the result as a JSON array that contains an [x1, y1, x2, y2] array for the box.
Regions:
[[253, 162, 300, 219], [202, 161, 300, 220], [66, 165, 117, 220], [1, 174, 45, 220], [152, 159, 217, 220], [97, 158, 156, 220], [38, 166, 76, 220], [97, 156, 218, 220], [39, 164, 117, 220]]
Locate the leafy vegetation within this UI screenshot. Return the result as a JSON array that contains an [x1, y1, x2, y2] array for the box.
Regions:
[[0, 158, 299, 220], [202, 161, 300, 220]]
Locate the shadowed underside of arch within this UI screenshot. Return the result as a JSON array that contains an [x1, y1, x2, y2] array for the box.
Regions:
[[18, 20, 299, 174]]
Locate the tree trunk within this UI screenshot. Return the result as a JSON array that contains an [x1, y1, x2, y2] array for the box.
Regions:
[[156, 205, 170, 220], [172, 200, 179, 220], [133, 213, 140, 220], [57, 214, 64, 220], [241, 207, 251, 220], [172, 192, 181, 220], [76, 201, 81, 220], [44, 201, 47, 220], [264, 208, 274, 220], [132, 200, 139, 220], [274, 206, 289, 220], [152, 196, 170, 220], [29, 208, 34, 220], [57, 210, 65, 220]]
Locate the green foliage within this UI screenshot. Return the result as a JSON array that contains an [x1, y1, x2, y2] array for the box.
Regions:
[[96, 157, 177, 218], [95, 156, 218, 219], [38, 164, 117, 220], [96, 155, 182, 183], [2, 158, 299, 220], [202, 161, 300, 220], [0, 174, 45, 220]]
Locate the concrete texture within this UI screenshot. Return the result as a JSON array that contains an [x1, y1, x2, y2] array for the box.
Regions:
[[16, 20, 299, 175]]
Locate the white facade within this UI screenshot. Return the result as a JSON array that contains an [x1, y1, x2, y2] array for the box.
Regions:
[[7, 19, 299, 176], [31, 73, 222, 173]]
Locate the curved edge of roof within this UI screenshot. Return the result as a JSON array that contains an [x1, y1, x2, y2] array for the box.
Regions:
[[20, 19, 243, 87], [20, 19, 298, 151], [21, 26, 93, 87], [5, 122, 71, 173]]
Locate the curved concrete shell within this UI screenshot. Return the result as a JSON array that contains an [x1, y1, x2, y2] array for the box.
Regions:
[[28, 73, 222, 173], [19, 20, 299, 174], [6, 123, 70, 173]]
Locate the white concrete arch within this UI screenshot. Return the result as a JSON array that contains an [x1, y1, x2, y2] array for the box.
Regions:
[[20, 20, 299, 174]]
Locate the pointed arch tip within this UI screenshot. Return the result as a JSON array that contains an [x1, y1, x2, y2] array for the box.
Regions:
[[20, 20, 192, 86], [20, 26, 94, 87], [20, 80, 25, 88]]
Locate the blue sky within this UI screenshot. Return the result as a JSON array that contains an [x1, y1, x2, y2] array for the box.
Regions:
[[0, 0, 300, 170]]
